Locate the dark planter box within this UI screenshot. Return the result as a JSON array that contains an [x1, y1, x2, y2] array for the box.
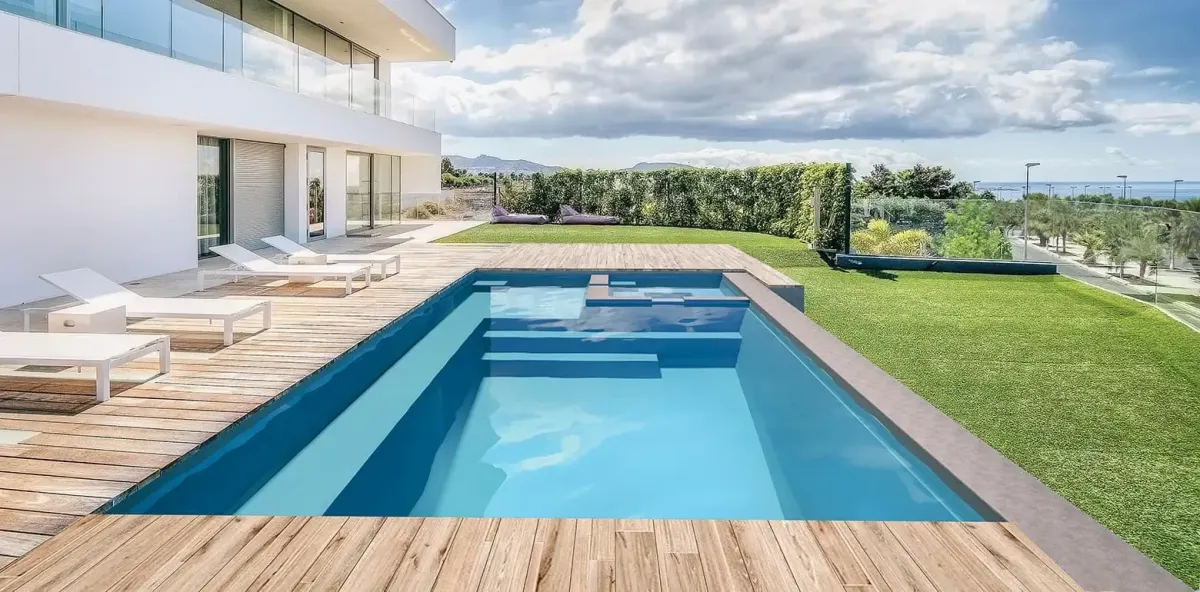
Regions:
[[835, 254, 1058, 275]]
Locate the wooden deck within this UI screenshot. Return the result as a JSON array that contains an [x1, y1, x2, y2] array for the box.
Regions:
[[0, 516, 1080, 591], [482, 244, 798, 286], [0, 243, 1081, 590]]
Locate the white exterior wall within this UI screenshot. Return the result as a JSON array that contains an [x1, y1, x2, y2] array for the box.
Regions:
[[283, 143, 309, 243], [0, 101, 196, 307], [325, 148, 349, 239], [0, 15, 16, 95]]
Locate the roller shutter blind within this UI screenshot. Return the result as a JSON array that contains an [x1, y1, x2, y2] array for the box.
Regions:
[[231, 140, 285, 250]]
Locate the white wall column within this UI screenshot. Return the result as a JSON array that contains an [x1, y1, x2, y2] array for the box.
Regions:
[[283, 143, 309, 243], [401, 154, 442, 211], [325, 147, 348, 238]]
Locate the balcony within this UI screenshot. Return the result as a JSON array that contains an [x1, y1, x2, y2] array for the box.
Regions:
[[0, 0, 438, 131]]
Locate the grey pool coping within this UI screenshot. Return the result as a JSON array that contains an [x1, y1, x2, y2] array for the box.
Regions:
[[724, 272, 1191, 592]]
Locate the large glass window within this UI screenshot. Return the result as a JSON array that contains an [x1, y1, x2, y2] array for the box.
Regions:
[[295, 16, 327, 100], [0, 0, 54, 24], [241, 0, 296, 91], [373, 155, 402, 227], [102, 0, 172, 56], [325, 33, 353, 108], [172, 0, 225, 71], [62, 0, 101, 36], [351, 45, 378, 113], [242, 0, 291, 39], [197, 0, 239, 18], [346, 152, 372, 233], [198, 137, 229, 257], [308, 149, 326, 238]]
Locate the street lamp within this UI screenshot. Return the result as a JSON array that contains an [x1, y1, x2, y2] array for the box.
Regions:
[[1117, 175, 1128, 199], [1174, 179, 1185, 200], [1083, 184, 1091, 196], [1071, 185, 1077, 199], [1046, 183, 1053, 197], [1024, 162, 1041, 259]]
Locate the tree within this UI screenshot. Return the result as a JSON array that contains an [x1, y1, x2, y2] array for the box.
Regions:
[[851, 219, 932, 256], [855, 164, 898, 199], [939, 201, 1012, 260], [1074, 231, 1105, 265], [1044, 199, 1080, 253], [441, 157, 459, 175], [894, 164, 958, 200], [1120, 229, 1163, 281]]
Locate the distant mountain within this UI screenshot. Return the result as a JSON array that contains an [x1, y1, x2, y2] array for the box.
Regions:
[[447, 154, 563, 174], [623, 162, 695, 171]]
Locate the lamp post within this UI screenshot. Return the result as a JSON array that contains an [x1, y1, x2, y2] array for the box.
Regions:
[[1118, 175, 1128, 199], [1174, 179, 1184, 200], [1083, 184, 1091, 196], [1024, 162, 1041, 260], [1046, 184, 1053, 197], [1071, 185, 1077, 199], [972, 180, 981, 195]]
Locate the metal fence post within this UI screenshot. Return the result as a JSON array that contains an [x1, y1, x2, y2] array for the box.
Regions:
[[841, 163, 852, 253], [1023, 198, 1030, 260], [493, 172, 499, 206]]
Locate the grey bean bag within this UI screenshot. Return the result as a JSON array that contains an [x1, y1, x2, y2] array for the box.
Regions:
[[491, 205, 548, 224], [559, 205, 619, 225]]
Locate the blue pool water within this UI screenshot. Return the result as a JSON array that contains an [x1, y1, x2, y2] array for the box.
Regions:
[[111, 272, 987, 521]]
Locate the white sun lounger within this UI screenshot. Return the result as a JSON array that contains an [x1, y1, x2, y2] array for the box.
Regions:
[[201, 244, 372, 296], [0, 332, 170, 402], [41, 269, 272, 346], [261, 236, 400, 280]]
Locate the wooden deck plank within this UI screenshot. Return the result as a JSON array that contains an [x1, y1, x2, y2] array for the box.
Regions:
[[0, 533, 47, 559], [387, 518, 459, 592], [340, 518, 425, 591], [966, 523, 1081, 592], [808, 521, 876, 588], [0, 456, 153, 483], [845, 522, 937, 592], [296, 517, 386, 592], [525, 519, 575, 592], [251, 517, 348, 592], [654, 521, 706, 592], [200, 516, 308, 592], [477, 518, 537, 592], [106, 516, 235, 592], [0, 515, 156, 592], [51, 516, 198, 591], [0, 488, 106, 516], [693, 521, 754, 592], [730, 520, 799, 592], [769, 521, 842, 590], [0, 444, 174, 470], [614, 531, 660, 592], [155, 516, 276, 590], [431, 517, 494, 592]]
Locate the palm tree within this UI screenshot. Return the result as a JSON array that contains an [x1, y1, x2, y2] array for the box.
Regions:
[[1045, 199, 1079, 253], [1074, 231, 1105, 265], [851, 219, 932, 256], [1120, 229, 1164, 281]]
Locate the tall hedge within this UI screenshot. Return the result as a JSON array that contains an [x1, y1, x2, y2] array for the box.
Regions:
[[498, 163, 852, 249]]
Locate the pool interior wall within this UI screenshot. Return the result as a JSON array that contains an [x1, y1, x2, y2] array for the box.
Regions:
[[110, 271, 988, 522]]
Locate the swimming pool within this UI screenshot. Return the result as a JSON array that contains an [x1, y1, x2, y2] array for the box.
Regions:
[[110, 271, 988, 521]]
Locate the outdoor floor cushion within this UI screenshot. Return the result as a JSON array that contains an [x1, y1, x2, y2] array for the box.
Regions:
[[559, 205, 619, 225], [492, 205, 549, 224]]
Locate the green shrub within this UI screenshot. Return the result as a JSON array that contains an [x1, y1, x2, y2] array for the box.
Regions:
[[406, 201, 445, 220], [496, 163, 851, 248]]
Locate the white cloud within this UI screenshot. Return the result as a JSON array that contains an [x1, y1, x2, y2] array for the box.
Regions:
[[400, 0, 1200, 143], [1104, 102, 1200, 136], [647, 147, 930, 170], [1105, 147, 1162, 167], [440, 1, 456, 13], [532, 27, 553, 37], [1119, 66, 1179, 79]]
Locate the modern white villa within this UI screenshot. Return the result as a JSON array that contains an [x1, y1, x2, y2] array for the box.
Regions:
[[0, 0, 454, 307]]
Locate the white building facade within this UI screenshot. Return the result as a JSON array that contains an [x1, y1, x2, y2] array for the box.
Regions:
[[0, 0, 453, 307]]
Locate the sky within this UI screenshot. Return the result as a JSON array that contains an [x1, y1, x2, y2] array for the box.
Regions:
[[394, 0, 1200, 181]]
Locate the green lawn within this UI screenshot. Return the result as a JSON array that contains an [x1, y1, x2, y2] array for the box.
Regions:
[[441, 224, 1200, 587]]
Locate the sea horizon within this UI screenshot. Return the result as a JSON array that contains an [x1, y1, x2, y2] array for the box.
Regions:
[[977, 180, 1198, 200]]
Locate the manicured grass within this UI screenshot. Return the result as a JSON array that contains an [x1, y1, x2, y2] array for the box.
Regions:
[[441, 224, 1200, 587]]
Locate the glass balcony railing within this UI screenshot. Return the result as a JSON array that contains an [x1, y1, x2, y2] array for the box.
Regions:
[[0, 0, 439, 132]]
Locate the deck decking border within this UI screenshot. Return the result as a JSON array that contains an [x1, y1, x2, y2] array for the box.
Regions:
[[0, 243, 1098, 591]]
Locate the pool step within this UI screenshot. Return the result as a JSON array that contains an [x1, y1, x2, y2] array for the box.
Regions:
[[484, 331, 742, 368], [483, 352, 662, 378]]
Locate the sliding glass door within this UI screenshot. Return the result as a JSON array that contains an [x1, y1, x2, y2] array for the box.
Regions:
[[373, 155, 402, 227], [346, 152, 372, 233], [197, 137, 229, 257], [307, 148, 325, 238]]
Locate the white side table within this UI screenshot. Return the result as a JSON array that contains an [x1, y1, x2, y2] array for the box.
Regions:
[[48, 304, 127, 334]]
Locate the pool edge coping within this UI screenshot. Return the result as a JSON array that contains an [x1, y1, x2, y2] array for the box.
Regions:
[[724, 271, 1192, 592]]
